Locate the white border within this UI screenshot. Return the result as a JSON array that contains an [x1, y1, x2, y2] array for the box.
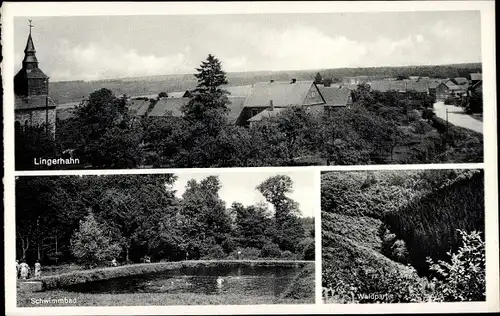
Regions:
[[2, 1, 498, 315]]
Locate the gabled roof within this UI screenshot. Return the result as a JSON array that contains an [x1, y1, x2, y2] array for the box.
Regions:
[[470, 73, 482, 81], [243, 80, 319, 108], [168, 90, 192, 98], [428, 81, 441, 89], [223, 85, 253, 97], [128, 99, 150, 115], [146, 96, 247, 122], [317, 86, 351, 107], [247, 108, 286, 122], [442, 80, 463, 90], [454, 77, 468, 85], [149, 98, 186, 117]]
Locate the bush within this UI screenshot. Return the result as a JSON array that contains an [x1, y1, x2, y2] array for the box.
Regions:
[[422, 108, 435, 121], [302, 241, 315, 260], [427, 230, 485, 302], [201, 244, 226, 260], [260, 242, 282, 258], [280, 250, 297, 260], [70, 211, 122, 269]]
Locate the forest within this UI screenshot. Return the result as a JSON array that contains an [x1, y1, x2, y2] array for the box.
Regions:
[[321, 169, 485, 303], [16, 174, 314, 268], [15, 56, 483, 170]]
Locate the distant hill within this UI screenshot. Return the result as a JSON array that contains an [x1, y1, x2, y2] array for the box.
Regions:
[[50, 63, 482, 104]]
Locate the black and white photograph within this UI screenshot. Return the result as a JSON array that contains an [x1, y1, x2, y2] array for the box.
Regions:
[[12, 11, 485, 170], [14, 171, 315, 306], [321, 168, 485, 303], [3, 1, 498, 315]]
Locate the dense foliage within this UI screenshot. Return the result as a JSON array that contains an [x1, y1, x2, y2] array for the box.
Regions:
[[383, 171, 484, 274], [16, 174, 313, 267], [321, 169, 485, 303], [427, 230, 486, 301]]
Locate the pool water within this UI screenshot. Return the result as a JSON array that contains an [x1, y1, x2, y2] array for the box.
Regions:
[[64, 265, 301, 297]]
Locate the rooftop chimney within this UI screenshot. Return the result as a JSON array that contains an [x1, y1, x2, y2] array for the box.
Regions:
[[270, 100, 274, 111], [291, 78, 297, 84]]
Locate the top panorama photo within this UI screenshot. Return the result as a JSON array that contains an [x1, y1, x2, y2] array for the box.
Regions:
[[13, 12, 483, 170]]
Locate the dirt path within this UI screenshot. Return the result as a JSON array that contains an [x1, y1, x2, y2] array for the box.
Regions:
[[433, 102, 483, 134]]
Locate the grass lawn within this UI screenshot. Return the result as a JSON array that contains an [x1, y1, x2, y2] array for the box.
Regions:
[[18, 288, 313, 307]]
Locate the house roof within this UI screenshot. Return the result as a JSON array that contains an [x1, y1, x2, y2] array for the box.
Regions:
[[167, 90, 191, 98], [146, 96, 247, 122], [443, 80, 463, 90], [149, 98, 186, 117], [317, 86, 351, 106], [247, 108, 286, 122], [127, 99, 150, 115], [223, 85, 253, 97], [15, 95, 56, 110], [454, 77, 468, 85], [243, 80, 319, 108], [428, 81, 441, 89], [470, 73, 482, 81]]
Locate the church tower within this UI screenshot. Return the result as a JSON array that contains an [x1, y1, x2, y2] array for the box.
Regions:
[[14, 20, 56, 136]]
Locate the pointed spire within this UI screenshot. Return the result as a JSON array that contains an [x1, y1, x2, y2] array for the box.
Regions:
[[23, 20, 39, 69]]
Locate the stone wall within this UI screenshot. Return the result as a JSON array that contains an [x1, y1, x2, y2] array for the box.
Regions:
[[15, 108, 56, 136]]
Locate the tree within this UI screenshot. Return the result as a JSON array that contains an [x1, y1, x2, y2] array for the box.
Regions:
[[157, 92, 168, 99], [323, 78, 333, 87], [15, 123, 57, 170], [427, 230, 485, 301], [70, 211, 121, 268], [257, 175, 305, 252], [231, 202, 272, 249], [314, 72, 323, 85], [182, 54, 230, 120], [179, 176, 234, 258], [74, 88, 143, 168]]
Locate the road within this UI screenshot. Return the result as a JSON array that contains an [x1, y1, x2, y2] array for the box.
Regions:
[[433, 102, 483, 134]]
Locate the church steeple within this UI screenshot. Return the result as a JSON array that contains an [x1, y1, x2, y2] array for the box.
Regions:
[[14, 19, 49, 98], [23, 21, 39, 69]]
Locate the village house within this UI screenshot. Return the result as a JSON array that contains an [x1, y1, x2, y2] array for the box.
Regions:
[[470, 72, 482, 85], [235, 79, 326, 127], [317, 85, 353, 109], [435, 79, 467, 101], [14, 24, 57, 136]]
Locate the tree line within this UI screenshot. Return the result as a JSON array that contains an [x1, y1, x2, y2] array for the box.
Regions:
[[16, 174, 314, 268], [15, 54, 483, 170]]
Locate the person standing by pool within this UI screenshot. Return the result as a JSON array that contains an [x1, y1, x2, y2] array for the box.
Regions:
[[19, 261, 29, 279], [34, 261, 41, 278], [111, 258, 117, 267], [216, 276, 224, 288]]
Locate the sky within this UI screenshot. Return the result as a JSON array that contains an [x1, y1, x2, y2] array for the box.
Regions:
[[172, 171, 316, 218], [14, 11, 481, 82]]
